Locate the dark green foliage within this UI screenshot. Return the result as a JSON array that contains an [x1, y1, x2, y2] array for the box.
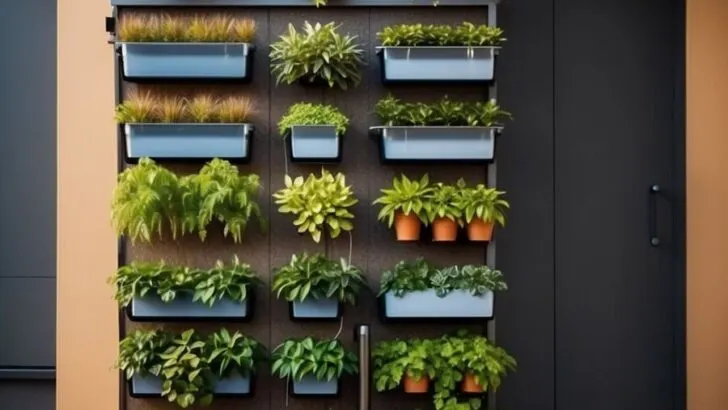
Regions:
[[374, 95, 511, 127], [271, 337, 358, 382]]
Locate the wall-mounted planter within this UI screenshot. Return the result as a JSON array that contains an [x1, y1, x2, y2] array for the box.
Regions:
[[289, 297, 341, 321], [123, 123, 253, 163], [130, 373, 253, 397], [291, 374, 340, 397], [128, 292, 253, 322], [287, 125, 342, 163], [369, 126, 500, 164], [376, 46, 497, 83], [383, 289, 494, 319], [118, 42, 255, 82]]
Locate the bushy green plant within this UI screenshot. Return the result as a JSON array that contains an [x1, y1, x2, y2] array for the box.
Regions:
[[374, 95, 511, 127], [207, 328, 267, 379], [269, 21, 364, 90], [425, 180, 465, 225], [109, 256, 261, 308], [118, 14, 256, 43], [372, 338, 436, 391], [271, 253, 367, 304], [277, 102, 349, 137], [273, 171, 357, 243], [373, 174, 433, 227], [271, 337, 358, 382], [377, 22, 505, 47], [453, 184, 509, 227]]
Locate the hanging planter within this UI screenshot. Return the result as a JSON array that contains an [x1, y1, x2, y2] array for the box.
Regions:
[[277, 103, 349, 163], [426, 182, 464, 242], [290, 297, 341, 320], [129, 293, 251, 321], [130, 373, 253, 397], [291, 374, 340, 396], [384, 289, 494, 319], [460, 373, 483, 394], [403, 375, 430, 393]]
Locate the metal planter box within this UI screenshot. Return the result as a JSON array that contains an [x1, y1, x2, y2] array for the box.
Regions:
[[383, 289, 494, 319], [119, 43, 254, 81], [124, 123, 253, 162], [130, 373, 252, 397], [377, 46, 497, 83], [291, 374, 339, 396], [370, 126, 499, 163], [128, 293, 251, 322], [288, 125, 341, 163], [290, 297, 340, 320]]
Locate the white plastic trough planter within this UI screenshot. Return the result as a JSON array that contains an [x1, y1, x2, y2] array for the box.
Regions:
[[383, 289, 494, 318], [124, 123, 253, 162], [370, 126, 500, 162], [377, 46, 497, 82], [291, 374, 339, 396], [129, 293, 251, 321], [130, 373, 252, 396], [119, 42, 254, 81], [290, 297, 340, 320], [288, 125, 341, 162]]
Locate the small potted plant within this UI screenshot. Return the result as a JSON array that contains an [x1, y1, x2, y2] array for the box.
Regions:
[[373, 174, 433, 241], [270, 21, 364, 90], [271, 253, 367, 320], [271, 337, 358, 396], [116, 14, 257, 81], [277, 102, 349, 162], [115, 92, 256, 162], [376, 22, 505, 83], [372, 338, 435, 394], [453, 184, 509, 241], [425, 180, 465, 241], [272, 171, 357, 243], [458, 334, 517, 394], [379, 259, 507, 319], [110, 256, 261, 321]]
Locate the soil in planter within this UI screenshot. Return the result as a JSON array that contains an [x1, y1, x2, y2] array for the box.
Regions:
[[461, 373, 484, 393], [403, 375, 429, 393], [467, 218, 494, 241], [431, 217, 458, 242], [394, 211, 422, 241]]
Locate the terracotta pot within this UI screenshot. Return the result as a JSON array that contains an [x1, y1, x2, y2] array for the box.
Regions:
[[432, 217, 458, 242], [467, 218, 494, 241], [461, 373, 484, 393], [394, 211, 421, 241], [403, 374, 429, 393]]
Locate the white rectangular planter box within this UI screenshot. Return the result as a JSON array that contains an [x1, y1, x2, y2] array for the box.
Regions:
[[119, 42, 254, 80], [291, 297, 340, 319], [292, 374, 339, 396], [130, 373, 252, 396], [371, 126, 499, 162], [377, 46, 497, 82], [124, 123, 253, 161], [288, 125, 341, 162], [383, 289, 494, 318], [129, 293, 250, 320]]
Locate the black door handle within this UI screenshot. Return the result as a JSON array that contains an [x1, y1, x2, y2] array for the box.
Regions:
[[648, 184, 660, 246]]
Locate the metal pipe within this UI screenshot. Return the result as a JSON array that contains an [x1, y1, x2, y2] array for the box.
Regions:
[[355, 324, 370, 410]]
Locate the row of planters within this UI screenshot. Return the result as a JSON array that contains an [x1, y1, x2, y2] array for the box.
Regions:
[[112, 158, 509, 244], [116, 15, 504, 85], [116, 93, 510, 164], [110, 254, 506, 321]]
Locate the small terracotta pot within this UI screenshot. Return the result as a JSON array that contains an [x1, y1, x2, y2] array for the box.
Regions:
[[403, 374, 429, 393], [431, 217, 458, 242], [461, 373, 484, 393], [467, 218, 494, 241], [394, 211, 421, 241]]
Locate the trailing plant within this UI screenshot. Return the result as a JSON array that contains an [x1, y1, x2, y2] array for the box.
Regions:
[[271, 253, 367, 305], [115, 93, 255, 124], [377, 22, 505, 47], [118, 14, 256, 43], [425, 180, 465, 225], [277, 102, 349, 137], [378, 258, 507, 297], [372, 338, 436, 391], [453, 184, 509, 227], [269, 21, 364, 89], [373, 174, 433, 227], [374, 95, 511, 127], [272, 171, 357, 243], [109, 256, 261, 308], [271, 337, 358, 382]]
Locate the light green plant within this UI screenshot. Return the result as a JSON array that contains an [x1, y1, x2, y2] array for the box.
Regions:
[[271, 337, 358, 382], [377, 22, 505, 47], [372, 338, 436, 391], [277, 102, 349, 137], [373, 174, 433, 227], [453, 184, 509, 227], [425, 180, 464, 225], [374, 95, 511, 127]]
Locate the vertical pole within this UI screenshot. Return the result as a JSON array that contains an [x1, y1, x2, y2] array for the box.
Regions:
[[356, 324, 371, 410], [486, 4, 498, 410]]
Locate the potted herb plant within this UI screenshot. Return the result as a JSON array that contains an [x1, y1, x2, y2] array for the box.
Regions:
[[115, 92, 256, 162], [372, 338, 435, 394], [457, 334, 517, 394], [271, 337, 358, 396], [116, 14, 257, 81], [453, 184, 509, 241], [270, 21, 364, 90], [271, 252, 367, 320], [373, 174, 433, 241], [272, 171, 357, 243], [426, 180, 465, 241], [379, 258, 507, 319], [110, 256, 261, 321], [277, 102, 349, 162], [370, 95, 511, 163], [376, 22, 505, 82]]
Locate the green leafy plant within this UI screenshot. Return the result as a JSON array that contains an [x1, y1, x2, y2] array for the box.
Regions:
[[271, 253, 367, 304], [115, 93, 255, 124], [277, 102, 350, 137], [372, 338, 436, 391], [373, 174, 433, 227], [425, 180, 465, 225], [118, 14, 256, 43], [271, 337, 358, 382], [453, 184, 509, 227], [457, 334, 517, 393], [374, 95, 511, 127], [273, 171, 357, 243], [270, 21, 364, 89], [206, 328, 267, 379], [377, 22, 505, 47]]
